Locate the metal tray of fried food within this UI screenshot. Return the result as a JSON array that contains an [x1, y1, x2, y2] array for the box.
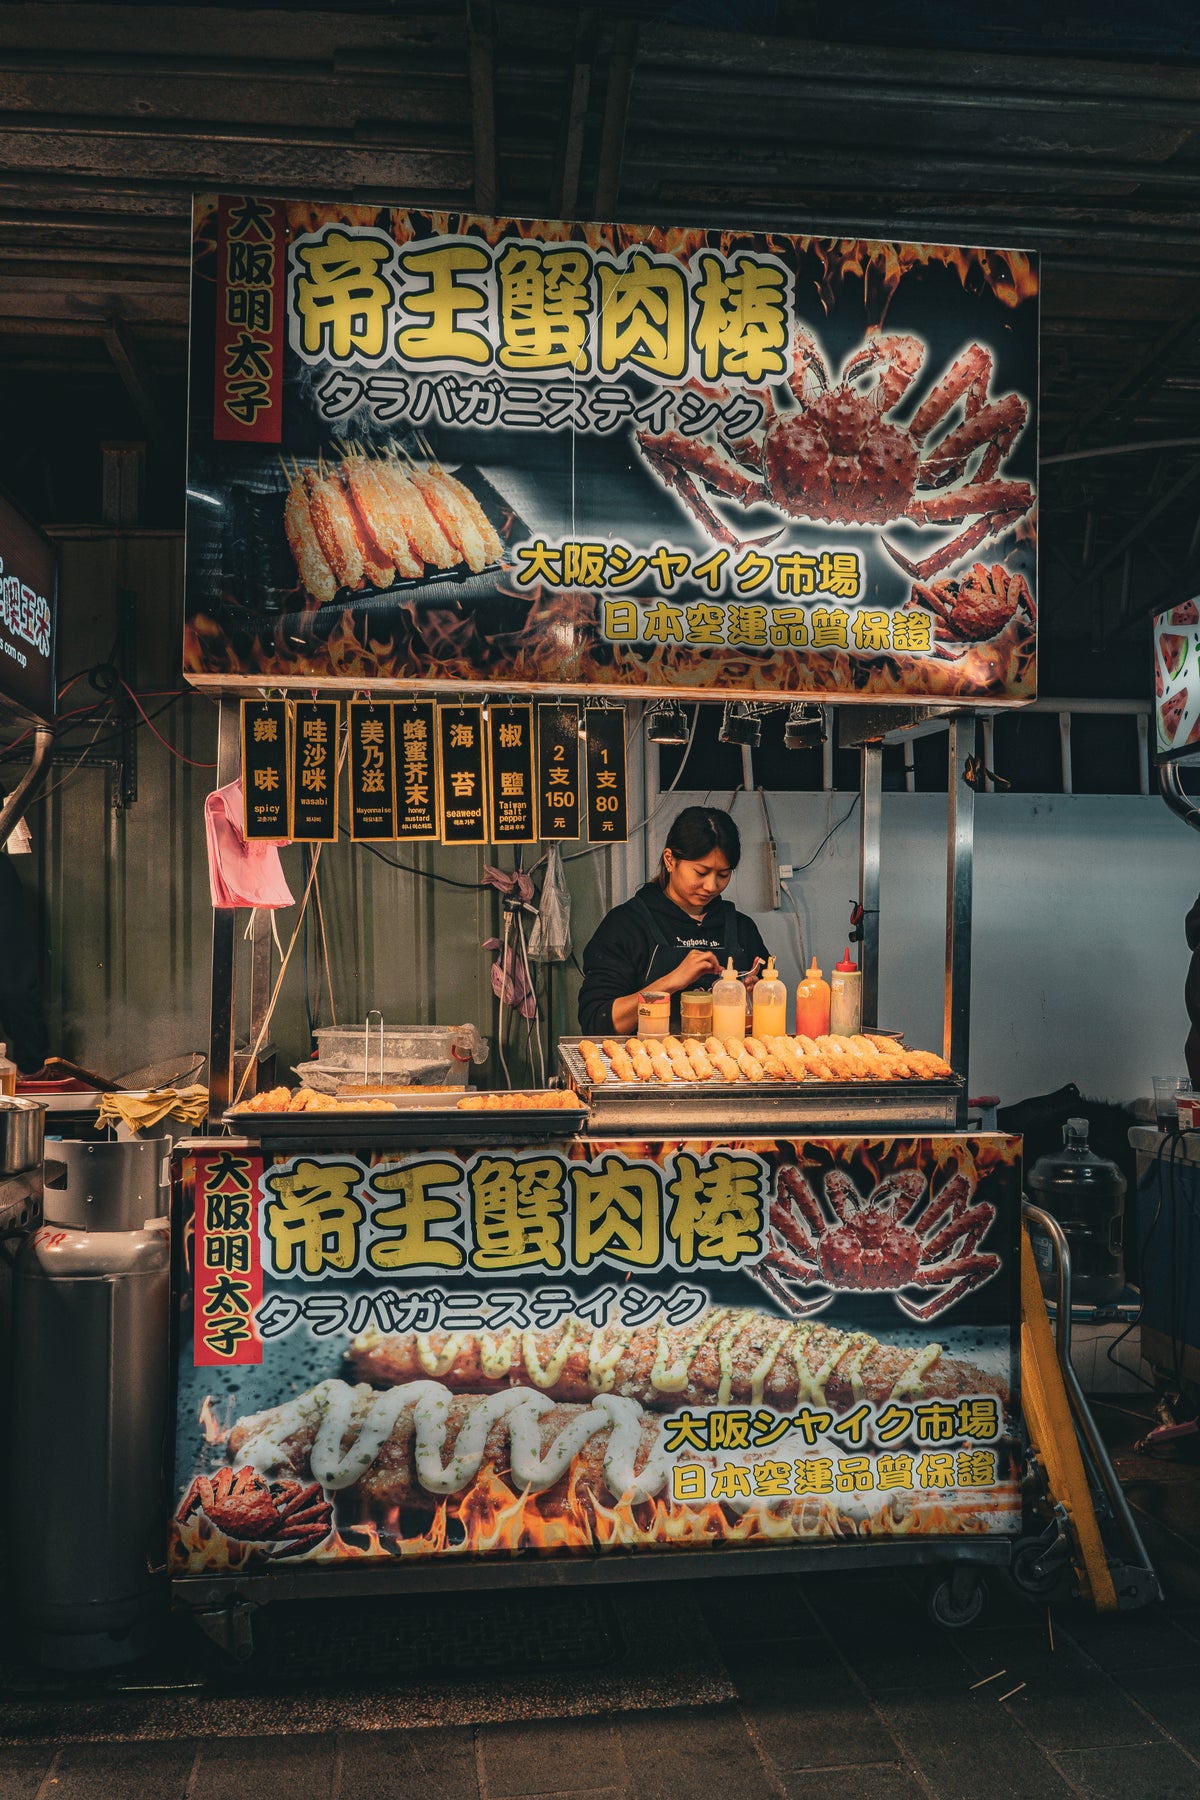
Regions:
[[557, 1040, 962, 1135], [224, 1094, 587, 1148]]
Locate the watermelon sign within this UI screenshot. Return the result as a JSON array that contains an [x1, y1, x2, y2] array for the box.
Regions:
[[1154, 599, 1200, 759]]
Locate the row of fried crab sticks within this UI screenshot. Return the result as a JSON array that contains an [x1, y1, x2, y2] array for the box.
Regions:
[[577, 1034, 952, 1085], [282, 435, 504, 604]]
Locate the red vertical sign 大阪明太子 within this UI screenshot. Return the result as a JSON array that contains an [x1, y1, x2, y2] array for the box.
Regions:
[[213, 195, 285, 443], [192, 1148, 264, 1366]]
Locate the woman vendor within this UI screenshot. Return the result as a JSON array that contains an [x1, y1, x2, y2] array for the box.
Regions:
[[577, 806, 772, 1036]]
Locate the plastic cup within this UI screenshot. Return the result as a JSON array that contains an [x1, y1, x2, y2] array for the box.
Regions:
[[1152, 1075, 1189, 1132]]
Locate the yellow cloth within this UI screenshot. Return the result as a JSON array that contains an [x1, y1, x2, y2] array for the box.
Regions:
[[95, 1085, 209, 1135]]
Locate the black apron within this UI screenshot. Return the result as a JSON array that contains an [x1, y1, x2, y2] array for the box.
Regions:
[[630, 895, 741, 1031]]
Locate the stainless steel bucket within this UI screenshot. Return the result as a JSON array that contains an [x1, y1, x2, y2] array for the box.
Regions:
[[41, 1138, 170, 1231], [0, 1096, 45, 1174]]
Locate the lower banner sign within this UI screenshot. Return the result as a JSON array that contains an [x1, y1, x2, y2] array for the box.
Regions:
[[171, 1133, 1021, 1569]]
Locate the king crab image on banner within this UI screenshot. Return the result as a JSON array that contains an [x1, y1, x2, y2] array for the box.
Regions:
[[909, 562, 1035, 647], [176, 1465, 334, 1557], [635, 329, 1034, 581], [751, 1165, 1001, 1322]]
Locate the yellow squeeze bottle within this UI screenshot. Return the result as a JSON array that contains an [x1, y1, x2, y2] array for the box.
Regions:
[[752, 955, 787, 1038], [795, 957, 831, 1038], [711, 957, 747, 1041]]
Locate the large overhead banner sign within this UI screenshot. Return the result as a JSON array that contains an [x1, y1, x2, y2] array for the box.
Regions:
[[185, 197, 1038, 703]]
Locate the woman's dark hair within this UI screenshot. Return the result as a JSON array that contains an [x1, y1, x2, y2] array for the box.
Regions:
[[656, 806, 741, 887]]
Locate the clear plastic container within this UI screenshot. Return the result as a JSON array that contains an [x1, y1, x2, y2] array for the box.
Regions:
[[637, 990, 671, 1038], [680, 989, 713, 1038], [711, 959, 747, 1041], [0, 1043, 16, 1097]]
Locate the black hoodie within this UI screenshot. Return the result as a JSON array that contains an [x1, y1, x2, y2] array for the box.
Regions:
[[1185, 891, 1200, 1089], [577, 880, 770, 1036]]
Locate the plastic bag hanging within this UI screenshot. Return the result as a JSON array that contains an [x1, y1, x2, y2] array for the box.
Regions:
[[528, 843, 572, 963]]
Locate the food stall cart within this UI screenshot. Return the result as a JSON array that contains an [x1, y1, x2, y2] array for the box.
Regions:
[[170, 196, 1043, 1652]]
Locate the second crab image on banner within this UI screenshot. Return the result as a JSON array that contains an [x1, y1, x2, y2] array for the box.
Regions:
[[184, 199, 1038, 703], [171, 1133, 1022, 1571]]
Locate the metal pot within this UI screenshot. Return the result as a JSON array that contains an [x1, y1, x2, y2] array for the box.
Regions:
[[0, 1096, 45, 1174]]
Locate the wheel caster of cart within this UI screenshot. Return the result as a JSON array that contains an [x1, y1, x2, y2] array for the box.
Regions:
[[925, 1566, 986, 1629], [1010, 1535, 1069, 1602]]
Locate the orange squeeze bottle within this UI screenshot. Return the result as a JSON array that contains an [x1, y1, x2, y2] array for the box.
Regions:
[[795, 957, 831, 1038]]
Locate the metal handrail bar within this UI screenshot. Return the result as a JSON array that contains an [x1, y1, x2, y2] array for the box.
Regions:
[[1022, 1200, 1161, 1595]]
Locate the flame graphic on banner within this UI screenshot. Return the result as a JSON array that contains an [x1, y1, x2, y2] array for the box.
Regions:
[[168, 1459, 1011, 1573]]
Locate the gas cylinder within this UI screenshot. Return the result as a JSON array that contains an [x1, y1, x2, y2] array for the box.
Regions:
[[1026, 1118, 1126, 1306], [7, 1139, 171, 1667]]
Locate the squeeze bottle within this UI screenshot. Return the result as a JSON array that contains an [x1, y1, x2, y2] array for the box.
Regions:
[[829, 948, 863, 1037], [752, 955, 788, 1038], [711, 957, 747, 1041], [794, 958, 830, 1038], [0, 1044, 14, 1096]]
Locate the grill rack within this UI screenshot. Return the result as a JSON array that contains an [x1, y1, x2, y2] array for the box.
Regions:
[[557, 1038, 963, 1136]]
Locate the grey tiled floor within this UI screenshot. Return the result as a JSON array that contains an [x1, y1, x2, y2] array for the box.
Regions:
[[3, 1399, 1200, 1800]]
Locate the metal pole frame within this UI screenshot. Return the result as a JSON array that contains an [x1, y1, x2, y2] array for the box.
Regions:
[[207, 699, 240, 1124], [944, 714, 975, 1125], [859, 741, 882, 1029]]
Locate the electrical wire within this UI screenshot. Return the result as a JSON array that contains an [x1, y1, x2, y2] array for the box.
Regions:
[[1, 694, 190, 769], [119, 679, 215, 768], [31, 715, 115, 802], [345, 831, 490, 889], [793, 793, 861, 872]]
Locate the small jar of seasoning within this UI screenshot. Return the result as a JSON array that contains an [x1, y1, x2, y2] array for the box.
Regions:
[[637, 990, 671, 1037], [679, 988, 713, 1038]]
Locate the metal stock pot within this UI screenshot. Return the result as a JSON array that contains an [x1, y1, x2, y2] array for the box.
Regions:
[[0, 1096, 44, 1174]]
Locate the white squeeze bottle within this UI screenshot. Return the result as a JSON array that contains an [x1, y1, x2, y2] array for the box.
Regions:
[[752, 955, 788, 1038], [711, 957, 747, 1041], [0, 1043, 16, 1096], [829, 948, 863, 1037]]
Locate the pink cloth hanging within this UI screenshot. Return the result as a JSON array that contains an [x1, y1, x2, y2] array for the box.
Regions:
[[204, 779, 294, 910]]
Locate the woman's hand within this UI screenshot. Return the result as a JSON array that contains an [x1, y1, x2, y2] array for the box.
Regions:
[[741, 956, 765, 992], [660, 948, 722, 994]]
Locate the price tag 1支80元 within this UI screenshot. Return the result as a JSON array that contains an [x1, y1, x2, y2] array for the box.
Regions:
[[584, 705, 628, 843]]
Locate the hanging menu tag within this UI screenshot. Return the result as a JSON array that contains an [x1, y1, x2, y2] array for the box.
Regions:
[[394, 701, 439, 840], [437, 703, 487, 844], [486, 702, 536, 845], [584, 705, 628, 844], [537, 702, 581, 840], [347, 700, 396, 839], [240, 699, 290, 839], [289, 700, 339, 841]]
